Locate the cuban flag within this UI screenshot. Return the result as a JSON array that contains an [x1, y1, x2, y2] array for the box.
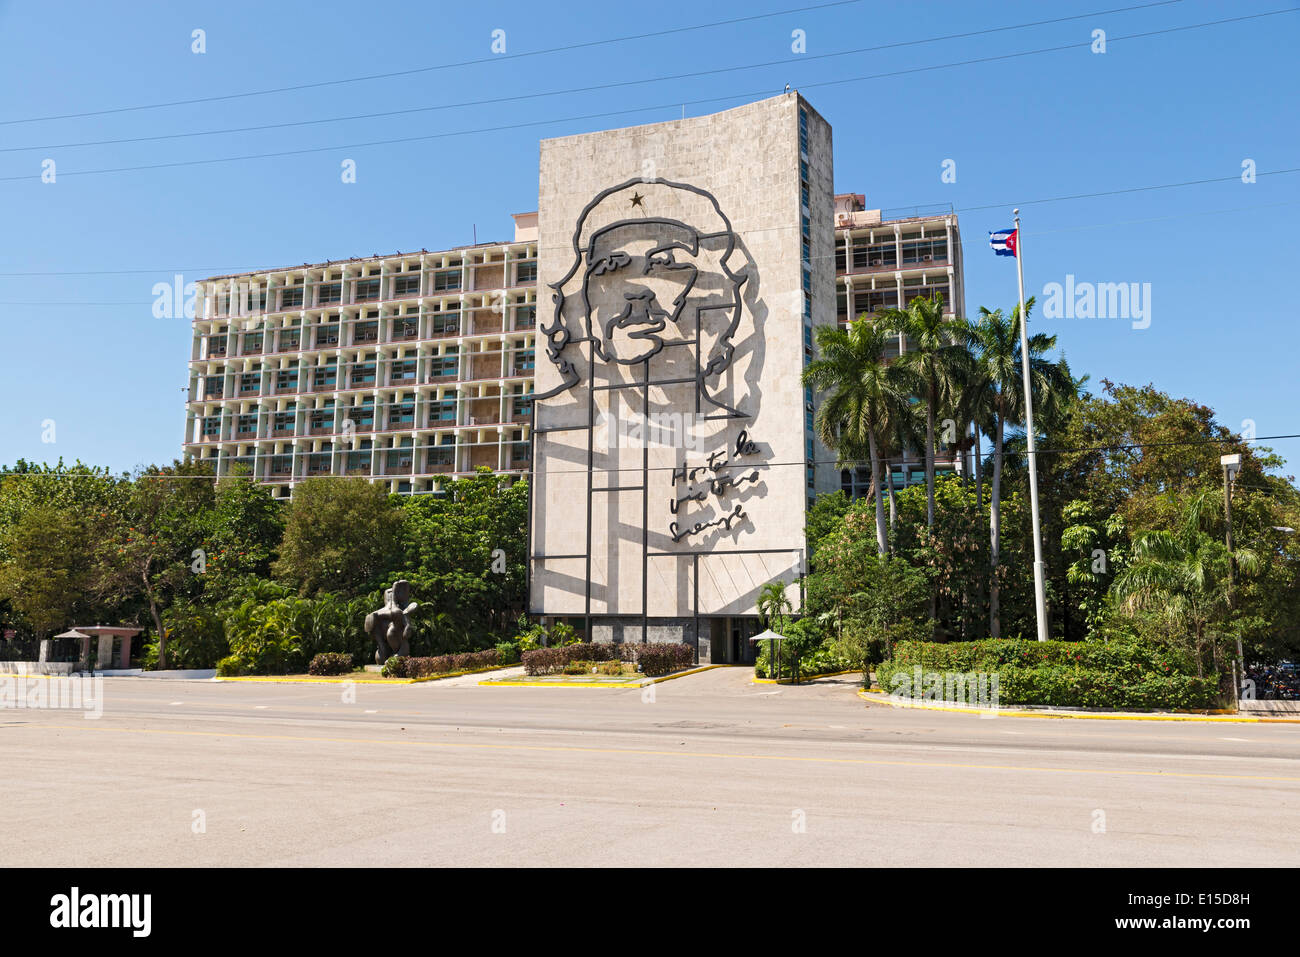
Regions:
[[989, 228, 1018, 257]]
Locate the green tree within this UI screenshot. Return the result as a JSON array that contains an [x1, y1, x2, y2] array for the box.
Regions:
[[203, 473, 285, 597], [1112, 492, 1260, 678], [967, 298, 1072, 637], [399, 470, 528, 649], [802, 317, 918, 555], [878, 293, 972, 530], [0, 504, 99, 638], [273, 478, 405, 596], [94, 461, 217, 668], [1060, 499, 1127, 640], [757, 581, 793, 633]]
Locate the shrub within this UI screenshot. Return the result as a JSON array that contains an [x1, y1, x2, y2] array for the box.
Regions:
[[308, 652, 353, 676], [215, 655, 243, 677], [874, 638, 1222, 710], [381, 655, 408, 678], [635, 643, 695, 677], [494, 641, 521, 664], [522, 642, 693, 676], [402, 648, 501, 679], [522, 647, 566, 676]]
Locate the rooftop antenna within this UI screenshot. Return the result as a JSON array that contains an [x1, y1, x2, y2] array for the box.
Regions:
[[473, 224, 477, 245]]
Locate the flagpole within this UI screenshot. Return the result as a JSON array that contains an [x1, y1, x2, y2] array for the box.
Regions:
[[1013, 209, 1050, 642]]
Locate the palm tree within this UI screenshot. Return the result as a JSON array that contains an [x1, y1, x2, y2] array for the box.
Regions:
[[757, 581, 793, 633], [802, 318, 918, 555], [968, 297, 1073, 638], [1112, 491, 1259, 677], [878, 294, 973, 529]]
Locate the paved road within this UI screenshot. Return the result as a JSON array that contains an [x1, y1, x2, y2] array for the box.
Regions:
[[3, 667, 1299, 866]]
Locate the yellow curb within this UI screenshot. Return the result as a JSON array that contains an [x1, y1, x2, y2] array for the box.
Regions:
[[216, 675, 415, 685], [480, 664, 726, 688], [856, 690, 1300, 723], [754, 669, 861, 685], [0, 672, 78, 680], [409, 664, 517, 684]]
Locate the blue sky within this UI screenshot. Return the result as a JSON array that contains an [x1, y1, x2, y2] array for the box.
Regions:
[[1, 0, 1296, 477]]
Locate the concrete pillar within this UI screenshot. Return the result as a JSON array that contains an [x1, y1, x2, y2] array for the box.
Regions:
[[97, 634, 114, 669], [38, 639, 50, 664], [119, 635, 132, 669]]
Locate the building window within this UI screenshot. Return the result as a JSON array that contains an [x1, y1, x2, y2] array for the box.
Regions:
[[429, 354, 458, 379], [353, 321, 379, 344], [429, 399, 456, 424], [355, 278, 381, 301], [432, 312, 460, 336], [281, 287, 304, 309], [394, 275, 420, 298], [512, 392, 532, 420], [511, 349, 534, 374], [516, 262, 537, 284], [901, 239, 947, 265], [433, 270, 461, 291], [316, 323, 339, 347], [319, 282, 342, 304], [388, 402, 415, 427]]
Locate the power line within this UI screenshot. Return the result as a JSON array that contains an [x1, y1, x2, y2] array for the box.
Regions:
[[0, 0, 871, 127], [2, 181, 1297, 287], [3, 8, 1289, 185], [1, 1, 1189, 154]]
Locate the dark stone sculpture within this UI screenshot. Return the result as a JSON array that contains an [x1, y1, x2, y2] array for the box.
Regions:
[[365, 580, 418, 665]]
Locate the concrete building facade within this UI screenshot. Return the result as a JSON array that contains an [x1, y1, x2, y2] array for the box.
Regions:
[[184, 222, 540, 497], [527, 94, 836, 662]]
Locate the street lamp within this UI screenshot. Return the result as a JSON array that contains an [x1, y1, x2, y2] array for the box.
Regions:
[[1221, 453, 1242, 704]]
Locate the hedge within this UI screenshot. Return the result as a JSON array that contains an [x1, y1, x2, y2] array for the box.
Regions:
[[307, 652, 354, 676], [874, 638, 1221, 710], [384, 648, 503, 679], [522, 642, 694, 677]]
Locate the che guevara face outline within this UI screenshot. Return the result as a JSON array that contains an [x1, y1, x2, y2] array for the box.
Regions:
[[539, 178, 750, 417]]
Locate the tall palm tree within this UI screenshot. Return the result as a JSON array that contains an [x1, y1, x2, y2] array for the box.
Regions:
[[879, 400, 926, 541], [878, 294, 973, 529], [968, 297, 1073, 637], [1112, 491, 1259, 677], [802, 318, 918, 555]]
